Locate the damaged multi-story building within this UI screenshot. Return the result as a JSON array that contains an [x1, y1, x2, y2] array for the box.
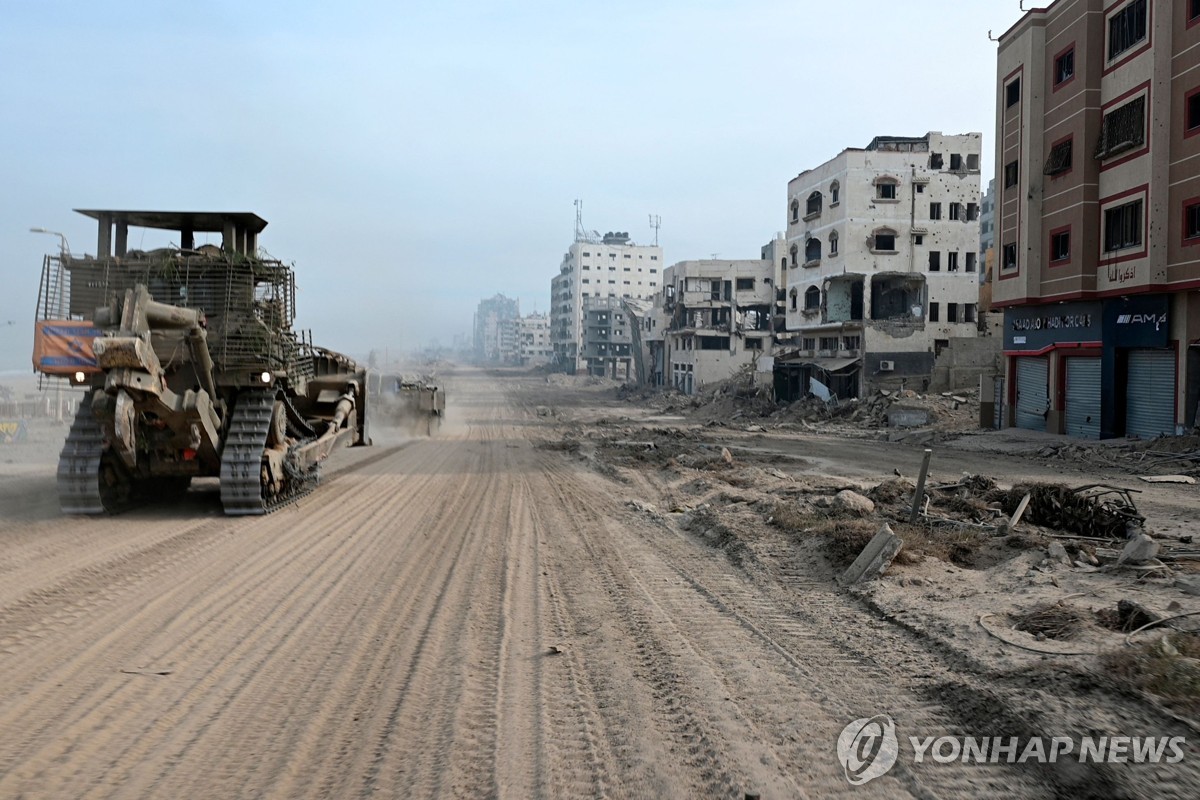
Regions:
[[994, 0, 1200, 439], [516, 313, 552, 366], [651, 259, 778, 394], [550, 230, 663, 373], [580, 297, 636, 379], [776, 132, 986, 400], [473, 294, 520, 363]]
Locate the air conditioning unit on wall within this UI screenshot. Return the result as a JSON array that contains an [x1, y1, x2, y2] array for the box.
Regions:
[[878, 360, 895, 372]]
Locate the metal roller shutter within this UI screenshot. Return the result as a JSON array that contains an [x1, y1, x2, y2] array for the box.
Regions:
[[1064, 358, 1101, 439], [1126, 350, 1175, 439], [1015, 357, 1049, 431]]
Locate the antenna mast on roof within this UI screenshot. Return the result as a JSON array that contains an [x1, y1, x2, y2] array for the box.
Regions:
[[648, 214, 661, 246]]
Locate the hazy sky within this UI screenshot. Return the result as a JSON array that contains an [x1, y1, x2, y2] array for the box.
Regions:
[[0, 1, 1026, 370]]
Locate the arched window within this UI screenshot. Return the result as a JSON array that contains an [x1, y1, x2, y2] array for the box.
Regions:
[[830, 181, 840, 205], [829, 231, 839, 256], [806, 191, 822, 217], [804, 285, 821, 311], [805, 237, 821, 263], [874, 175, 900, 201], [789, 286, 798, 311], [790, 200, 800, 223], [872, 227, 898, 252], [789, 243, 799, 266]]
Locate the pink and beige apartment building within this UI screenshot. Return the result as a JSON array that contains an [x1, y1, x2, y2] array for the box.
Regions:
[[995, 0, 1200, 437]]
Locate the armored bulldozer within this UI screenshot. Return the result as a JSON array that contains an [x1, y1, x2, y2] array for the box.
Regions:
[[32, 210, 370, 515], [367, 373, 444, 436]]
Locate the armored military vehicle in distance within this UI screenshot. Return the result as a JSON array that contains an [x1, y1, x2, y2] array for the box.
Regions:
[[32, 210, 370, 515], [368, 373, 445, 436]]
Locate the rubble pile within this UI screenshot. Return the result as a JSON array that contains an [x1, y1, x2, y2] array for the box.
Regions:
[[1037, 435, 1200, 477]]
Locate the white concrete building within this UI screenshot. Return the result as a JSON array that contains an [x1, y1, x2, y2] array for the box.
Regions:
[[516, 313, 552, 366], [551, 232, 663, 373], [781, 132, 983, 397], [656, 259, 776, 394]]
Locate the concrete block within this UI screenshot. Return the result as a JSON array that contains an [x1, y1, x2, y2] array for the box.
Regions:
[[839, 523, 903, 585], [833, 490, 875, 516], [1117, 533, 1160, 565], [888, 406, 930, 428]]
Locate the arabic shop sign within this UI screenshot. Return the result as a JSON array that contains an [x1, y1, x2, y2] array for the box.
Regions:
[[1005, 301, 1102, 350]]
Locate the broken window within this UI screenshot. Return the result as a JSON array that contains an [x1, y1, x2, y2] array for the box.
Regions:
[[843, 335, 861, 350], [948, 252, 960, 271], [949, 153, 963, 171], [870, 275, 923, 320], [949, 203, 962, 221], [736, 277, 755, 291], [1095, 96, 1145, 159], [819, 336, 839, 351], [1006, 78, 1020, 108], [1003, 243, 1018, 270], [873, 230, 896, 251], [802, 337, 816, 350], [1187, 202, 1200, 240], [1051, 229, 1071, 261], [830, 181, 840, 204], [877, 180, 898, 201], [928, 251, 941, 272], [966, 252, 977, 273], [789, 244, 799, 268], [805, 237, 821, 263], [967, 153, 980, 171], [806, 191, 822, 217], [804, 285, 820, 311], [829, 231, 839, 256], [1108, 0, 1147, 60], [1188, 90, 1200, 132], [1104, 199, 1143, 252], [930, 202, 942, 220], [929, 302, 940, 322], [929, 152, 944, 169], [790, 200, 800, 223], [947, 303, 959, 323], [1004, 160, 1019, 188], [1055, 48, 1075, 85], [967, 202, 979, 221], [965, 304, 977, 323]]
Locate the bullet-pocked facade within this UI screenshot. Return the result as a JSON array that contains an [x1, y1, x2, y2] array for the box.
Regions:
[[996, 0, 1200, 438], [781, 132, 984, 398]]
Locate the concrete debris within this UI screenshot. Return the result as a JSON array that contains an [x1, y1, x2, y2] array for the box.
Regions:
[[1139, 475, 1196, 484], [839, 523, 903, 585], [626, 499, 658, 514], [833, 490, 876, 516], [1117, 533, 1161, 565], [1047, 541, 1072, 566], [1176, 577, 1200, 596], [887, 406, 930, 429]]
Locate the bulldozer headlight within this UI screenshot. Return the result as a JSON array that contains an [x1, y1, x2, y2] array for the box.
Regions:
[[259, 371, 272, 384]]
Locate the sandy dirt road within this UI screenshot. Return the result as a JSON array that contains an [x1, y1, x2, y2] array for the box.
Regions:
[[0, 368, 1193, 799]]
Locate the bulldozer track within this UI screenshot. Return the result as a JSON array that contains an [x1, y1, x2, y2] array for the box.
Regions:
[[57, 396, 105, 515], [220, 390, 316, 516]]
